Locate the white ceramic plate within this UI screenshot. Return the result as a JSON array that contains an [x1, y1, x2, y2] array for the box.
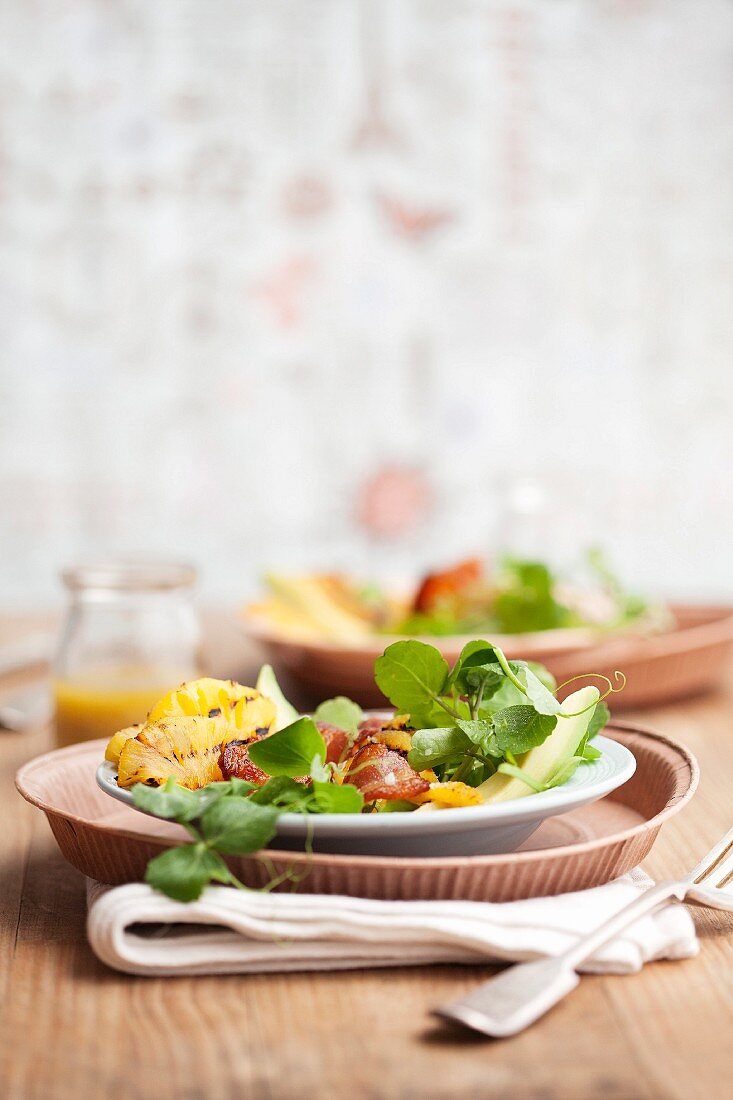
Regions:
[[96, 734, 635, 857]]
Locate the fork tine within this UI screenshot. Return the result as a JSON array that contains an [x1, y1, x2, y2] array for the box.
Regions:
[[690, 826, 733, 885], [716, 865, 733, 891], [700, 844, 733, 889]]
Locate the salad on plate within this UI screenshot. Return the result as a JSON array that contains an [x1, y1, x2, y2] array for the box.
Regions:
[[102, 640, 623, 900]]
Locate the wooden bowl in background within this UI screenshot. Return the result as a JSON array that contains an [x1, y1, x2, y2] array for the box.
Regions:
[[240, 604, 733, 711]]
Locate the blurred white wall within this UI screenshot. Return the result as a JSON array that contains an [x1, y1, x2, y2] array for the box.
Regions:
[[1, 0, 732, 608]]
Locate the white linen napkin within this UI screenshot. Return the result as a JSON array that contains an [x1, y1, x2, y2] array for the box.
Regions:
[[86, 868, 698, 978]]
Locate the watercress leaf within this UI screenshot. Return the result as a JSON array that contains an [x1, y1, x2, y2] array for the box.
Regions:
[[586, 701, 610, 739], [249, 776, 310, 808], [247, 717, 326, 777], [463, 663, 506, 699], [145, 843, 232, 902], [418, 699, 472, 729], [313, 696, 364, 735], [516, 666, 562, 715], [574, 701, 610, 761], [221, 778, 259, 798], [199, 798, 279, 854], [374, 640, 449, 726], [455, 717, 493, 744], [407, 726, 471, 770], [492, 705, 557, 755], [496, 762, 547, 794], [448, 641, 500, 689], [478, 678, 525, 713], [454, 718, 501, 757], [132, 778, 206, 823], [446, 756, 495, 786], [310, 780, 364, 814]]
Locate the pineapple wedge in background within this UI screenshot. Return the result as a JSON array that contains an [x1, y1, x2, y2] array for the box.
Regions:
[[257, 574, 374, 641], [107, 677, 277, 789], [117, 715, 245, 789]]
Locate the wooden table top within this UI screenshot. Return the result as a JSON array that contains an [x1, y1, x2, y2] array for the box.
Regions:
[[1, 616, 732, 1100]]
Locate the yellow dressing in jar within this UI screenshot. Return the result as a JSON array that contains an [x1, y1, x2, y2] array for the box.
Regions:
[[53, 561, 202, 749], [54, 668, 190, 747]]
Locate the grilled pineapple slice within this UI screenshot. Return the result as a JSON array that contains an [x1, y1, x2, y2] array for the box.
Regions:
[[117, 715, 243, 789], [147, 677, 275, 739], [105, 724, 141, 765]]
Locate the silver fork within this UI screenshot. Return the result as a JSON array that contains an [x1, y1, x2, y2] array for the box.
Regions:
[[436, 825, 733, 1038]]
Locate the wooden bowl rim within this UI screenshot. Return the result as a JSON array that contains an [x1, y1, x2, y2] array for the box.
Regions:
[[15, 721, 699, 871]]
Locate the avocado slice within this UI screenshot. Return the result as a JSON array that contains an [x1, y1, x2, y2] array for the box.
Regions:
[[255, 664, 300, 731], [478, 685, 600, 803]]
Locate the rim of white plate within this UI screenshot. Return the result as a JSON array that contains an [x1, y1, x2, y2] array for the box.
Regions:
[[96, 733, 635, 835]]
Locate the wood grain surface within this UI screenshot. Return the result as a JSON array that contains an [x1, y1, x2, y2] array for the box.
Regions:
[[0, 615, 732, 1100]]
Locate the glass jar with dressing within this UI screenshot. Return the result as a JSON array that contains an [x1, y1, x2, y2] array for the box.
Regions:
[[53, 560, 202, 748]]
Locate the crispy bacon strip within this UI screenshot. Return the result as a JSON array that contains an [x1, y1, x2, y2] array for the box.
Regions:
[[219, 740, 270, 785], [345, 742, 430, 802], [314, 721, 349, 764], [352, 715, 413, 756], [220, 724, 346, 786]]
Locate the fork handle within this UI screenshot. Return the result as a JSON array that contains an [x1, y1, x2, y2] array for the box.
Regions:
[[560, 879, 686, 970], [436, 956, 582, 1037], [437, 880, 688, 1037]]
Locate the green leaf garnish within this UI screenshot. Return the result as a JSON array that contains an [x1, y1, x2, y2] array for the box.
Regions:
[[313, 696, 364, 734], [248, 775, 311, 808], [455, 718, 498, 752], [247, 717, 326, 777], [407, 726, 472, 770], [145, 843, 234, 903], [199, 798, 279, 855], [448, 642, 502, 691], [132, 778, 203, 822], [374, 640, 451, 726], [586, 701, 610, 739], [492, 706, 558, 755], [515, 665, 562, 715], [310, 780, 363, 814], [132, 776, 234, 822]]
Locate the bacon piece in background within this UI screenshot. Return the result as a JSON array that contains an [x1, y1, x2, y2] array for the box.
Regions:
[[412, 557, 483, 613]]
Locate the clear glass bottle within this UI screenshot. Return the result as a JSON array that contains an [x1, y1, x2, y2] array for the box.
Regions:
[[53, 560, 202, 748]]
